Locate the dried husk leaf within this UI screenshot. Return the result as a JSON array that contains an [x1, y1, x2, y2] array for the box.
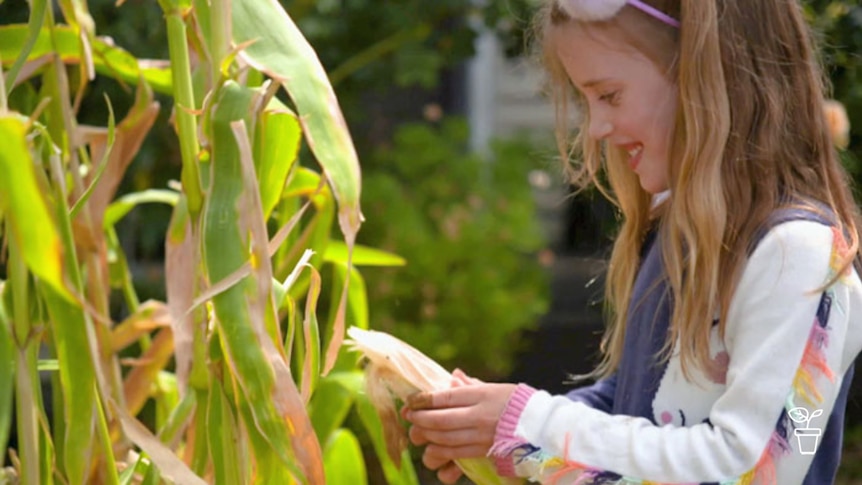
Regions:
[[346, 327, 523, 485]]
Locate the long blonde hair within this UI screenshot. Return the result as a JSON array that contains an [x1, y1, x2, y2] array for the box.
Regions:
[[536, 0, 861, 379]]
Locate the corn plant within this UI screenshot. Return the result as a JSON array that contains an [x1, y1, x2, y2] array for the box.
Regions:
[[0, 0, 415, 483]]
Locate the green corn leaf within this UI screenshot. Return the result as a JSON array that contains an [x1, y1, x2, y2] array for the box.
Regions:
[[205, 80, 322, 483], [95, 389, 120, 485], [154, 371, 180, 431], [208, 379, 247, 485], [323, 429, 368, 485], [0, 288, 13, 458], [0, 116, 70, 301], [255, 106, 302, 221], [327, 263, 368, 373], [103, 189, 180, 229], [190, 389, 210, 475], [324, 241, 406, 267], [3, 0, 47, 94], [40, 285, 96, 485], [37, 399, 55, 485], [232, 396, 295, 485], [300, 265, 323, 402], [57, 0, 95, 34], [157, 0, 192, 14], [0, 25, 172, 93], [36, 116, 99, 485], [231, 0, 362, 373], [309, 371, 361, 444], [276, 170, 334, 299], [283, 165, 326, 196], [37, 359, 59, 371], [156, 389, 196, 446], [118, 456, 144, 485], [231, 0, 362, 232], [279, 167, 334, 275]]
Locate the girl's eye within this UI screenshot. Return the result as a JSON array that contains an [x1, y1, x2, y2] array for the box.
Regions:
[[599, 91, 620, 105]]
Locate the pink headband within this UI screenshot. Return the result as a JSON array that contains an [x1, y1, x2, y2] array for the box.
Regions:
[[628, 0, 680, 28], [558, 0, 680, 29]]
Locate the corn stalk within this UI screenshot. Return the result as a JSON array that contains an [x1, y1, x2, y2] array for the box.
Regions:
[[0, 0, 411, 483]]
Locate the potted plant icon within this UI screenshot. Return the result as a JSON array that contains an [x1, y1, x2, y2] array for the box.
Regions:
[[788, 407, 824, 455]]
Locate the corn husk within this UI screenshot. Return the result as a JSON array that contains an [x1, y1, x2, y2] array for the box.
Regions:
[[345, 327, 523, 485]]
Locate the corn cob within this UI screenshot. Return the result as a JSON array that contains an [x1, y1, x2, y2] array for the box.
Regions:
[[346, 326, 523, 485]]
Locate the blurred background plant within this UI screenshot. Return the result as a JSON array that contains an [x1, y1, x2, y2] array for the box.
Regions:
[[804, 1, 862, 180], [359, 118, 549, 379]]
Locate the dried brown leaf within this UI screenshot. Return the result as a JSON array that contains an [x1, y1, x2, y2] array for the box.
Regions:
[[113, 403, 208, 485], [165, 213, 196, 393], [111, 300, 171, 352], [123, 328, 174, 416], [85, 83, 159, 228]]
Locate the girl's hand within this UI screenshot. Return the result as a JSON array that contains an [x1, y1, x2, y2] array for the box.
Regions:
[[404, 381, 517, 483]]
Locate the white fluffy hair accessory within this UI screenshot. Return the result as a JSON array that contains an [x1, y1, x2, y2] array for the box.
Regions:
[[556, 0, 628, 21], [557, 0, 681, 27]]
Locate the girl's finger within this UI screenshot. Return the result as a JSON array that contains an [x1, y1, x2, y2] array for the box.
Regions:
[[421, 446, 451, 470], [412, 425, 492, 448], [452, 368, 482, 385], [437, 461, 464, 485], [407, 406, 477, 430], [407, 386, 481, 411], [425, 443, 489, 462]]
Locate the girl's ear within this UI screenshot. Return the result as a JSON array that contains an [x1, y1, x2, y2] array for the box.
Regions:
[[557, 0, 628, 21]]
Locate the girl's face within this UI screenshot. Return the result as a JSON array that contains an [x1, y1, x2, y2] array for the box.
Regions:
[[555, 26, 678, 194]]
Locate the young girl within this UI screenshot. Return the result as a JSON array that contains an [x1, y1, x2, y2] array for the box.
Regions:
[[404, 1, 862, 484]]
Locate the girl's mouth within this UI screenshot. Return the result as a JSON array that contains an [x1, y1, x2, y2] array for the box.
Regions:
[[627, 144, 643, 171]]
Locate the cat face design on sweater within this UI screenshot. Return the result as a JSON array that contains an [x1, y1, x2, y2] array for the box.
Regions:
[[652, 320, 728, 427]]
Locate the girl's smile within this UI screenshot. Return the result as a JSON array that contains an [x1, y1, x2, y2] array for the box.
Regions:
[[621, 142, 644, 170]]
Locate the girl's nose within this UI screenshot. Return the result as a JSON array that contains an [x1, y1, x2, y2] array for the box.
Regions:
[[589, 118, 613, 140]]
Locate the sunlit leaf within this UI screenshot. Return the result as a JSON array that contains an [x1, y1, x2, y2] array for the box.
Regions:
[[0, 116, 70, 301], [0, 25, 172, 93], [309, 372, 360, 444], [323, 429, 367, 485], [255, 107, 301, 221], [324, 241, 406, 267], [3, 0, 47, 94], [104, 189, 180, 230]]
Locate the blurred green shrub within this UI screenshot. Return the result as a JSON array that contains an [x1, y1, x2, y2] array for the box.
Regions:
[[804, 1, 862, 179], [358, 118, 550, 379]]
